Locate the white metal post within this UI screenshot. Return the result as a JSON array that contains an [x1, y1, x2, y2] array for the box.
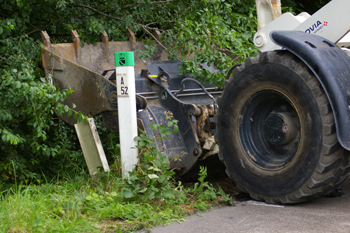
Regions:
[[256, 0, 281, 31], [74, 118, 110, 177], [115, 52, 138, 177]]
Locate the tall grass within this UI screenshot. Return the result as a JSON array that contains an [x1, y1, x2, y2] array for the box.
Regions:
[[0, 169, 230, 233], [0, 120, 232, 232]]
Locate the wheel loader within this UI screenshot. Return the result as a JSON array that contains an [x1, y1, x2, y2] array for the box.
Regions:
[[40, 0, 350, 203]]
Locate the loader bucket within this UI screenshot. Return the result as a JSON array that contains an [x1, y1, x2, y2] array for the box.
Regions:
[[40, 30, 222, 176], [40, 30, 168, 126]]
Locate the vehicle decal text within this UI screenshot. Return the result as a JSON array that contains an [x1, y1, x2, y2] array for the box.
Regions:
[[305, 21, 328, 34]]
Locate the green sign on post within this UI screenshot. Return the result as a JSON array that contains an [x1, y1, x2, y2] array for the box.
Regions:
[[115, 52, 135, 67]]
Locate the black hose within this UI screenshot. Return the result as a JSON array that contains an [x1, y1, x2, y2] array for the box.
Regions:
[[226, 63, 242, 80], [174, 78, 218, 111]]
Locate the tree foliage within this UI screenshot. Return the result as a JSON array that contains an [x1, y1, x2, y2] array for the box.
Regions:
[[0, 0, 258, 183], [0, 0, 328, 183], [289, 0, 330, 14], [0, 0, 85, 183]]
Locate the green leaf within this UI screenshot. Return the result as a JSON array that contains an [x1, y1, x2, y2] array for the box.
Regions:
[[139, 141, 146, 147], [148, 166, 161, 172], [155, 191, 162, 199], [173, 125, 179, 134], [148, 192, 155, 200], [148, 174, 159, 179], [122, 189, 134, 198], [163, 190, 175, 198], [67, 110, 72, 117], [149, 124, 158, 130], [73, 113, 78, 121], [165, 130, 172, 136], [110, 192, 118, 197], [138, 187, 148, 193], [204, 189, 217, 200]]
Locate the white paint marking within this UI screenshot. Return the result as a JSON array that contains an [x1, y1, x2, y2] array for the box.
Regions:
[[246, 200, 285, 208]]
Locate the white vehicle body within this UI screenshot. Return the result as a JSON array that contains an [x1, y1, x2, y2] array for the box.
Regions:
[[255, 0, 350, 52]]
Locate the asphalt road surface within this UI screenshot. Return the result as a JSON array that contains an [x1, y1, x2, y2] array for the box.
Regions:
[[144, 178, 350, 233]]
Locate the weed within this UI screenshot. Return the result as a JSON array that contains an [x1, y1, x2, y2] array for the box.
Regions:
[[0, 114, 232, 232]]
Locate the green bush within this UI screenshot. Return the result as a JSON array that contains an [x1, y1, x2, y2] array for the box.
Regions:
[[0, 0, 256, 184], [0, 0, 324, 184]]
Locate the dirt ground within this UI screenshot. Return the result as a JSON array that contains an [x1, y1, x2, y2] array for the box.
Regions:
[[178, 154, 247, 201]]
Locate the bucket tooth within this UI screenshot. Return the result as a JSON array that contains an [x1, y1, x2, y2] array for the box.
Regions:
[[41, 31, 51, 48], [40, 31, 51, 70], [127, 28, 136, 50], [100, 30, 109, 59], [71, 30, 80, 59]]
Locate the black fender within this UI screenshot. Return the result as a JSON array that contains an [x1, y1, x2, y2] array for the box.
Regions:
[[270, 30, 350, 150]]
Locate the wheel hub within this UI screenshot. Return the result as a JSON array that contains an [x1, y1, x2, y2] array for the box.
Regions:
[[238, 89, 301, 170], [263, 112, 297, 145]]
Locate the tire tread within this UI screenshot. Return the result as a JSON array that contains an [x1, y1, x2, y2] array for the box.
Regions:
[[216, 51, 350, 203]]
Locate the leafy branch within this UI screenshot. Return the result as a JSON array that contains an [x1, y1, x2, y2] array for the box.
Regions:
[[68, 4, 123, 21], [121, 0, 176, 10]]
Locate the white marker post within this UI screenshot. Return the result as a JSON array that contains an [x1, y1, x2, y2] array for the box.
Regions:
[[115, 52, 138, 178]]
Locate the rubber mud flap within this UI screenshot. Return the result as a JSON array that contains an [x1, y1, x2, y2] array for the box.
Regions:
[[270, 30, 350, 150]]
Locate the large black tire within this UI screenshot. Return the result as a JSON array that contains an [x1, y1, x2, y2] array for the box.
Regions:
[[215, 51, 350, 204]]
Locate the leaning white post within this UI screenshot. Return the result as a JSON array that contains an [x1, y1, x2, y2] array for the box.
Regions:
[[74, 118, 110, 177], [115, 52, 138, 178]]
